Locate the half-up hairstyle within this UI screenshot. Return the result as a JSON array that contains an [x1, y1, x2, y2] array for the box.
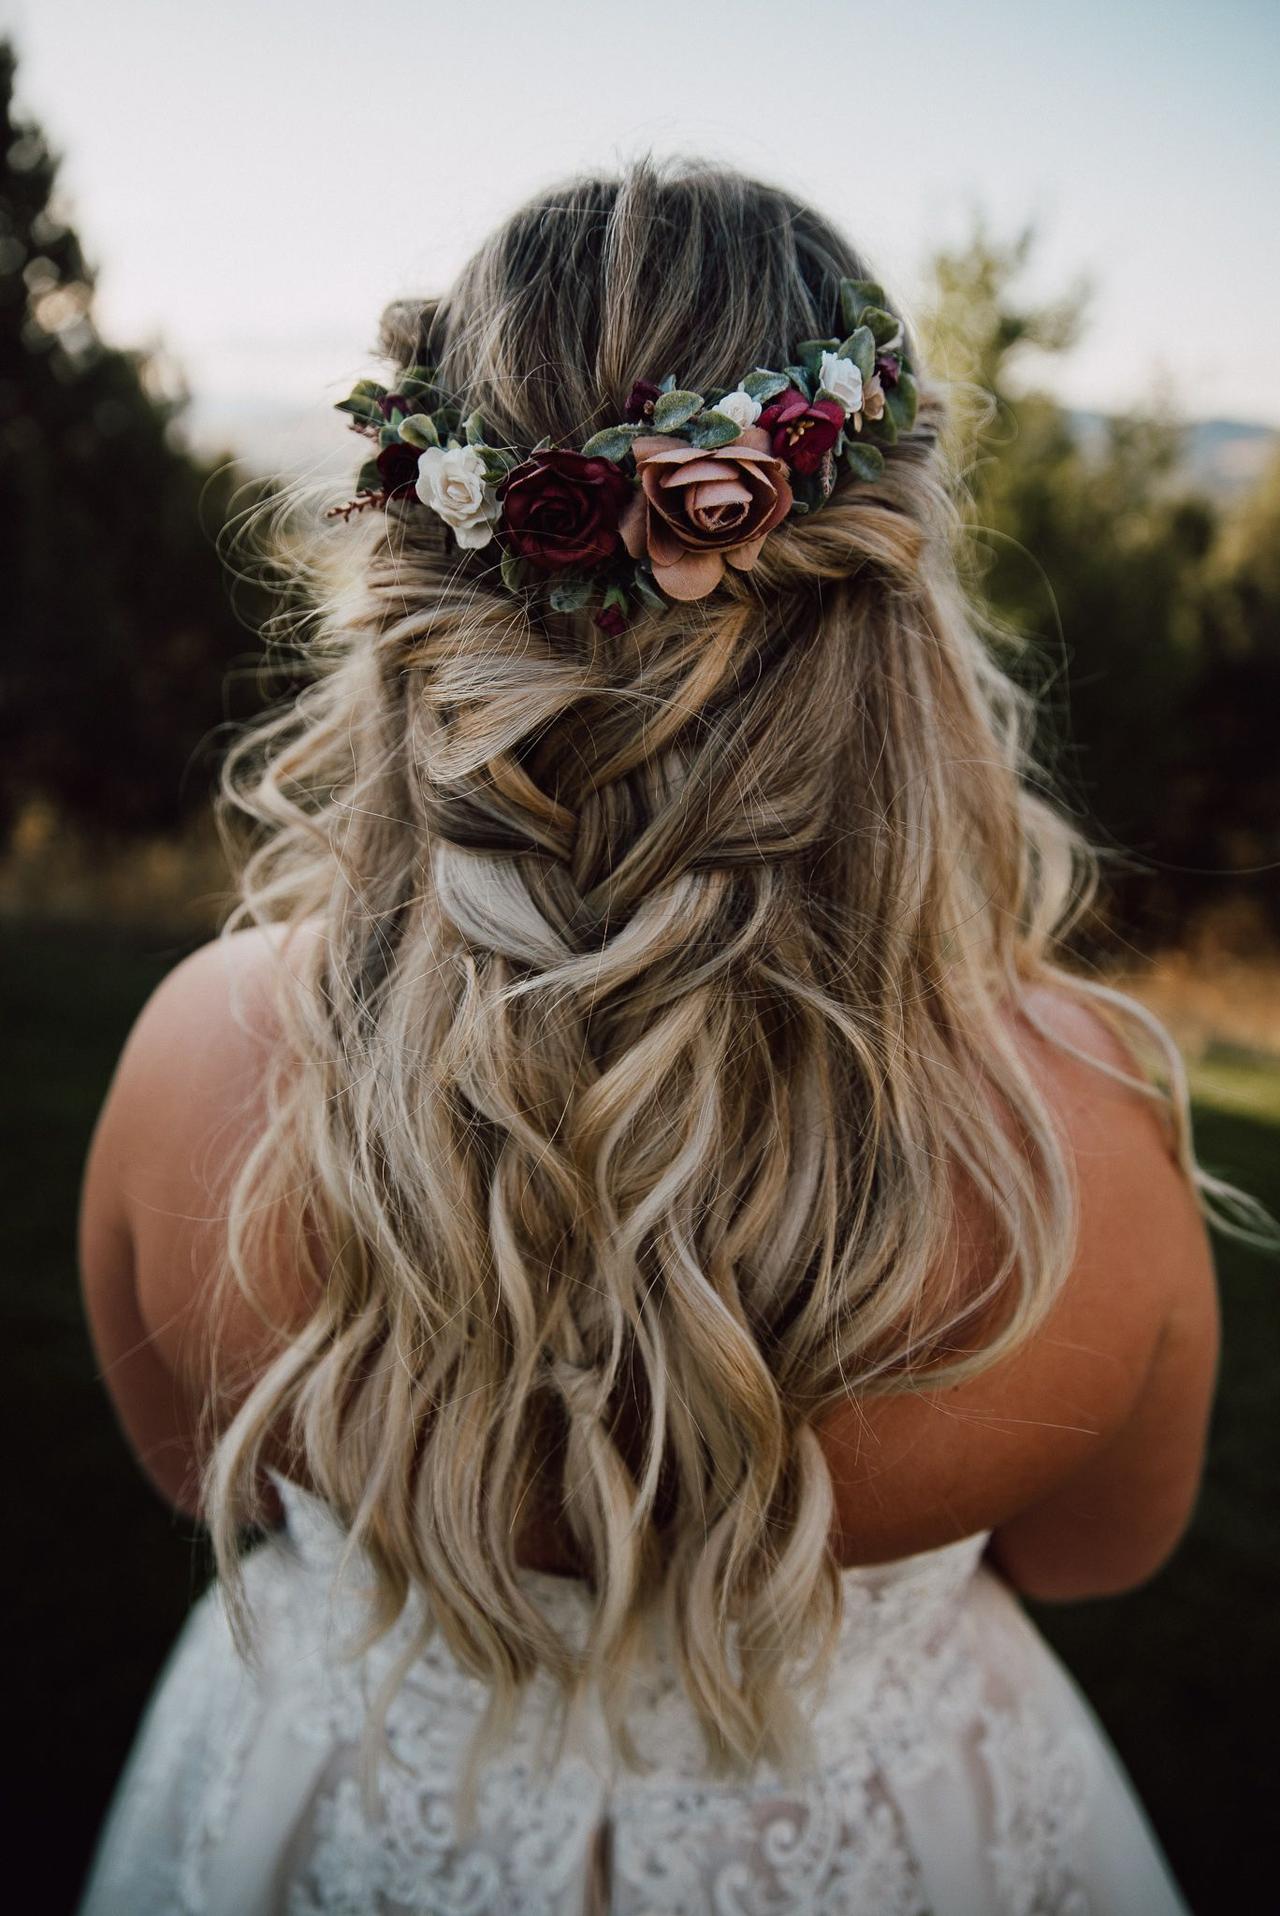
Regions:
[[208, 156, 1212, 1821]]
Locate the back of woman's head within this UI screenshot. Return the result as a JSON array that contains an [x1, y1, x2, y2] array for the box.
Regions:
[[212, 156, 1136, 1813]]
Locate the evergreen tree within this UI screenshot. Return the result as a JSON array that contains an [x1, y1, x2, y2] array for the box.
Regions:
[[0, 39, 267, 840]]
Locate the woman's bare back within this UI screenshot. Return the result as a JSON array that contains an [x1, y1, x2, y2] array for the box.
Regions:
[[79, 922, 1219, 1597]]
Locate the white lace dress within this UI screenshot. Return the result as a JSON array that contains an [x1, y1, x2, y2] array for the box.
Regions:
[[79, 1479, 1188, 1916]]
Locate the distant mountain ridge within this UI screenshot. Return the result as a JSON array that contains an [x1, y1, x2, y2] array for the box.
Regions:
[[1067, 409, 1277, 500], [182, 395, 1279, 504]]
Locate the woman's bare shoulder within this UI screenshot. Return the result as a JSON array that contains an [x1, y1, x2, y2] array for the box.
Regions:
[[817, 975, 1217, 1571], [80, 922, 321, 1383]]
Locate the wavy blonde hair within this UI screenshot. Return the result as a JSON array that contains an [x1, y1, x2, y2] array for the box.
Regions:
[[207, 157, 1217, 1822]]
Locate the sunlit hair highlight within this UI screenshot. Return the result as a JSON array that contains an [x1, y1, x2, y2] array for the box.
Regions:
[[207, 156, 1221, 1825]]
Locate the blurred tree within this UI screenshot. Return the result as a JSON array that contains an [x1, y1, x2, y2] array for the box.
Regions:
[[0, 38, 269, 841], [923, 223, 1279, 945]]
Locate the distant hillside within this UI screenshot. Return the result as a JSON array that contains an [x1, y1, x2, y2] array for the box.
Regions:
[[1068, 410, 1278, 500], [181, 393, 1279, 505]]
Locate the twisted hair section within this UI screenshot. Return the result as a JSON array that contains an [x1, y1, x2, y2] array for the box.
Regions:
[[207, 157, 1219, 1818]]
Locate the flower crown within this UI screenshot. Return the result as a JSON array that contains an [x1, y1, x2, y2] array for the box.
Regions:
[[330, 278, 917, 633]]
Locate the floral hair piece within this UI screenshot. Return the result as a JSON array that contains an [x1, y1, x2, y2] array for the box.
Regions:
[[329, 279, 917, 631]]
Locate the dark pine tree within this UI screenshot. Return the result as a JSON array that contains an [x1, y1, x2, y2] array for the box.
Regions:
[[0, 38, 273, 842]]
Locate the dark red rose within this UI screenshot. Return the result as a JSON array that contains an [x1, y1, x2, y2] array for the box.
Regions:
[[594, 603, 629, 636], [376, 440, 421, 499], [757, 388, 845, 475], [623, 380, 662, 423], [875, 353, 902, 390], [497, 449, 633, 572]]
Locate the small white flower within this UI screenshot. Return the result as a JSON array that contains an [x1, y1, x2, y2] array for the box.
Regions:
[[414, 443, 498, 548], [818, 351, 865, 419], [715, 387, 761, 430]]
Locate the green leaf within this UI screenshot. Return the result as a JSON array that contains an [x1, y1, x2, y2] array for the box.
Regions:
[[548, 578, 594, 612], [742, 368, 790, 403], [500, 548, 528, 594], [658, 373, 677, 394], [378, 424, 401, 448], [837, 327, 876, 381], [685, 409, 742, 450], [839, 278, 885, 333], [863, 408, 898, 445], [398, 365, 437, 400], [631, 566, 667, 612], [860, 306, 902, 348], [844, 441, 885, 481], [356, 457, 383, 493], [600, 583, 629, 613], [789, 468, 832, 515], [463, 411, 488, 446], [531, 435, 553, 454], [783, 365, 814, 401], [885, 370, 919, 434], [651, 388, 704, 431], [580, 424, 639, 461], [478, 447, 518, 483], [397, 412, 439, 449], [335, 393, 382, 425], [796, 337, 840, 379]]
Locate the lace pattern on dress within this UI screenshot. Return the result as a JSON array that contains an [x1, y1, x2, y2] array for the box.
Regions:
[[110, 1484, 1103, 1916]]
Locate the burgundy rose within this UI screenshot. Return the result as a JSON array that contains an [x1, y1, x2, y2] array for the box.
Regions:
[[757, 389, 845, 476], [875, 353, 902, 390], [623, 379, 662, 423], [376, 440, 421, 500], [594, 604, 629, 637], [497, 449, 633, 572]]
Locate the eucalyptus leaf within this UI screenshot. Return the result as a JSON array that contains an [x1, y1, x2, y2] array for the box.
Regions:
[[783, 365, 814, 401], [356, 458, 383, 494], [631, 568, 667, 612], [398, 365, 436, 399], [839, 278, 885, 333], [463, 411, 488, 446], [885, 370, 919, 433], [863, 409, 898, 446], [844, 441, 885, 481], [378, 424, 401, 448], [860, 306, 902, 348], [335, 393, 382, 424], [796, 337, 840, 378], [580, 425, 638, 461], [658, 373, 677, 394], [686, 409, 742, 449], [500, 548, 529, 594], [742, 368, 790, 403], [478, 448, 518, 483], [837, 327, 876, 381], [789, 468, 831, 515], [651, 388, 704, 431], [548, 578, 594, 613], [397, 412, 439, 449]]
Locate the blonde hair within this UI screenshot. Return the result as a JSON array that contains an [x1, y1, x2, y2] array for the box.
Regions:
[[208, 157, 1215, 1820]]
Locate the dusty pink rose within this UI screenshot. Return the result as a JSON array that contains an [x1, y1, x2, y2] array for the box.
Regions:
[[619, 428, 794, 602]]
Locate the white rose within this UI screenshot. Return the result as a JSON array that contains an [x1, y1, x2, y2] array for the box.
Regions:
[[414, 443, 498, 548], [715, 387, 761, 430], [818, 351, 864, 418]]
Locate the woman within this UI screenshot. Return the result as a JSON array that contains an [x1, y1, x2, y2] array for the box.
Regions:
[[78, 159, 1222, 1913]]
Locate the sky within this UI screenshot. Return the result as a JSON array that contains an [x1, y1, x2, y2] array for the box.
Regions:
[[5, 0, 1279, 461]]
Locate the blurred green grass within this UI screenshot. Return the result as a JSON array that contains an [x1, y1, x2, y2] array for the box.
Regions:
[[5, 917, 1276, 1915]]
